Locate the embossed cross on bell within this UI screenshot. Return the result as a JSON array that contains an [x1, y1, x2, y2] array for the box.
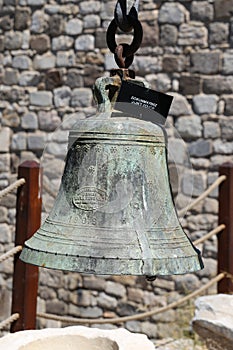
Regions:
[[20, 69, 204, 277]]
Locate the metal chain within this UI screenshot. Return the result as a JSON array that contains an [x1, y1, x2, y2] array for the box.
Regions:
[[114, 0, 139, 32], [106, 0, 143, 69]]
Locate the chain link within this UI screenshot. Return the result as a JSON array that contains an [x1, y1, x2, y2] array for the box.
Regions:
[[106, 14, 143, 69]]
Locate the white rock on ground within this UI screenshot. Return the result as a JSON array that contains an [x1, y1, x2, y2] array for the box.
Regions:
[[192, 294, 233, 350], [0, 326, 155, 350]]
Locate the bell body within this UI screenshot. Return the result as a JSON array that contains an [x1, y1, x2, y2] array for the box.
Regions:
[[20, 115, 203, 276]]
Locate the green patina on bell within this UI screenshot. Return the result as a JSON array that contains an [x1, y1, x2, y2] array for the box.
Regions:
[[20, 71, 203, 276]]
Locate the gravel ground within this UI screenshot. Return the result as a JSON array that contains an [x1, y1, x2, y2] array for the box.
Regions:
[[153, 338, 208, 349]]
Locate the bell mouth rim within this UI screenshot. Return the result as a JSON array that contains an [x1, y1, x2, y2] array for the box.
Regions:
[[20, 245, 204, 276]]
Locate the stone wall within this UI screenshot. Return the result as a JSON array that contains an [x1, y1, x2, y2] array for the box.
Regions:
[[0, 0, 233, 342]]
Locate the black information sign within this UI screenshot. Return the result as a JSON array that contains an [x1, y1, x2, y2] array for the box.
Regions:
[[115, 80, 173, 125]]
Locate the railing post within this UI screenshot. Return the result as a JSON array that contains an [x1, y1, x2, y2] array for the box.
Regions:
[[218, 162, 233, 293], [11, 161, 42, 332]]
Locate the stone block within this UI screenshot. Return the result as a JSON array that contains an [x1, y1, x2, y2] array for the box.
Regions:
[[203, 197, 218, 214], [207, 172, 219, 197], [11, 132, 27, 151], [209, 22, 229, 45], [79, 306, 103, 318], [0, 15, 13, 30], [71, 88, 93, 107], [33, 53, 56, 70], [46, 142, 67, 156], [100, 1, 115, 19], [0, 154, 10, 172], [178, 23, 207, 46], [0, 287, 11, 319], [66, 69, 83, 88], [168, 138, 187, 164], [95, 29, 108, 49], [54, 86, 71, 107], [30, 91, 53, 107], [45, 69, 63, 90], [127, 288, 144, 303], [175, 115, 202, 140], [84, 64, 103, 87], [182, 170, 206, 196], [46, 300, 66, 315], [83, 276, 106, 291], [22, 30, 30, 50], [213, 139, 233, 154], [12, 55, 32, 70], [203, 121, 221, 139], [141, 322, 158, 339], [179, 75, 201, 95], [193, 94, 218, 114], [27, 132, 46, 150], [143, 291, 165, 307], [117, 302, 138, 316], [71, 290, 93, 307], [0, 127, 11, 152], [158, 3, 186, 24], [224, 97, 233, 116], [4, 31, 23, 49], [21, 112, 38, 130], [160, 24, 178, 46], [0, 326, 155, 350], [30, 34, 50, 53], [169, 93, 192, 116], [65, 18, 83, 35], [19, 71, 41, 86], [220, 117, 233, 140], [27, 0, 44, 5], [156, 323, 181, 340], [132, 56, 161, 75], [0, 36, 4, 52], [84, 14, 100, 29], [15, 7, 31, 30], [80, 0, 101, 14], [0, 223, 11, 243], [141, 22, 159, 48], [3, 68, 19, 85], [75, 35, 94, 51], [214, 0, 233, 19], [162, 55, 186, 72], [231, 20, 233, 47], [31, 10, 48, 34], [191, 1, 214, 22], [203, 76, 233, 94], [2, 110, 20, 127], [49, 14, 64, 37], [191, 51, 220, 74], [97, 292, 117, 309], [148, 73, 171, 93], [189, 139, 213, 157], [0, 206, 8, 222], [104, 53, 118, 71], [152, 309, 176, 323], [105, 281, 126, 298], [125, 321, 142, 333], [52, 36, 74, 51], [56, 51, 76, 67], [222, 52, 233, 74], [193, 294, 233, 350]]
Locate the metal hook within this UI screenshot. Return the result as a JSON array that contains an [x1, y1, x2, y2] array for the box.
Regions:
[[114, 0, 140, 32]]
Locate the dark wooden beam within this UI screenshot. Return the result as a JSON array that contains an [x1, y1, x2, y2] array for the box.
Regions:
[[11, 161, 42, 332], [218, 163, 233, 293]]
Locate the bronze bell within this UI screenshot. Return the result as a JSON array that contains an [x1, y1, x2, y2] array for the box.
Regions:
[[20, 72, 203, 276]]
